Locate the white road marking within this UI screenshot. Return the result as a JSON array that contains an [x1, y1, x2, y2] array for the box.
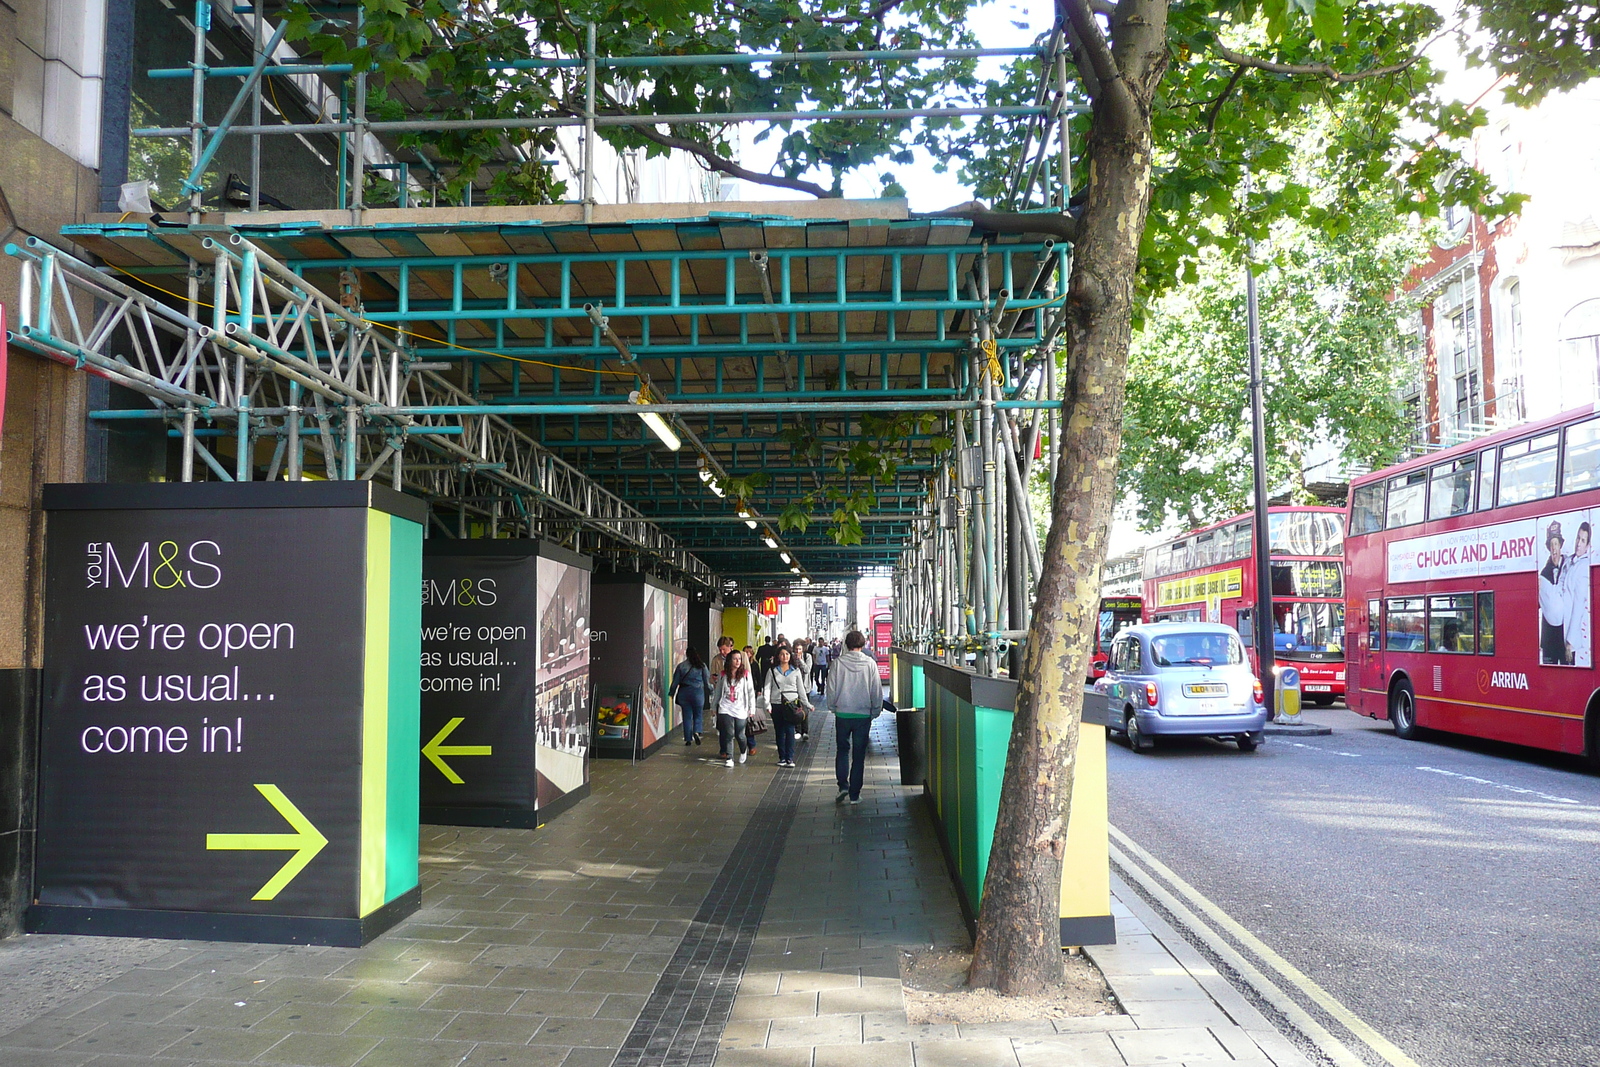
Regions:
[[1415, 765, 1581, 806], [1283, 741, 1362, 757], [1111, 825, 1425, 1067]]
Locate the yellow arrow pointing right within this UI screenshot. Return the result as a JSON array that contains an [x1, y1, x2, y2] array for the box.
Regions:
[[206, 784, 329, 900], [423, 716, 493, 784]]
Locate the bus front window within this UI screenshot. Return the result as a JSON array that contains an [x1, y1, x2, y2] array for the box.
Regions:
[[1272, 603, 1345, 654]]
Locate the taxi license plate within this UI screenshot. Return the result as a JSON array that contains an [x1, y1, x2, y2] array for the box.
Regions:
[[1303, 684, 1331, 692], [1185, 683, 1227, 696]]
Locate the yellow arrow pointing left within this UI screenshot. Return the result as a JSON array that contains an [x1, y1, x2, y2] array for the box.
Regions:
[[423, 717, 493, 784], [206, 784, 329, 900]]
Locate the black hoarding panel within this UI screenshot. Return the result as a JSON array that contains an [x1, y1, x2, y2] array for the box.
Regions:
[[39, 507, 365, 918], [420, 552, 539, 823]]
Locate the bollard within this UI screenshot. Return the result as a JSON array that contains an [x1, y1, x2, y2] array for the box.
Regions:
[[1274, 665, 1303, 724]]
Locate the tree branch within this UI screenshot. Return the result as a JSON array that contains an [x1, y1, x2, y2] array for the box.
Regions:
[[1203, 64, 1245, 133], [585, 90, 834, 198], [1060, 0, 1138, 125], [1060, 0, 1120, 94], [912, 200, 1079, 242], [1213, 43, 1422, 84]]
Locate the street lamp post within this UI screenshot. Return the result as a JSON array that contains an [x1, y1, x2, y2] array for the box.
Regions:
[[1247, 265, 1276, 715]]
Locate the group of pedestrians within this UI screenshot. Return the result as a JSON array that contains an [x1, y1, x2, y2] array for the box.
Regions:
[[667, 629, 883, 803]]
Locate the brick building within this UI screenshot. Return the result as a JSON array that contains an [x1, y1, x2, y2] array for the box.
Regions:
[[1399, 79, 1600, 453]]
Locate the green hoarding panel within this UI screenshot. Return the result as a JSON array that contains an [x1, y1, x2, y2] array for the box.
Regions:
[[385, 515, 423, 903]]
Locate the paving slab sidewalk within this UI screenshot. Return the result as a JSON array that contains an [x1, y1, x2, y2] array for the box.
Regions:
[[0, 701, 1313, 1067], [715, 713, 1315, 1067]]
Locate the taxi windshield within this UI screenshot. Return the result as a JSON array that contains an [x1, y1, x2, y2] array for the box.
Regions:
[[1151, 632, 1245, 667]]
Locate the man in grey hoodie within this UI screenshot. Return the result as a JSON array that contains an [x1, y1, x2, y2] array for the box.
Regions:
[[829, 630, 881, 804]]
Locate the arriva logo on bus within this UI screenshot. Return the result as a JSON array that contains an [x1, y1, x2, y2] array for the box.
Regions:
[[1478, 669, 1531, 693]]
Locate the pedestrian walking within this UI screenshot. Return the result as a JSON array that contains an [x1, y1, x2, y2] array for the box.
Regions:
[[669, 646, 712, 746], [792, 640, 815, 741], [711, 649, 757, 767], [709, 635, 734, 677], [830, 630, 881, 804], [763, 645, 813, 767], [812, 638, 831, 695]]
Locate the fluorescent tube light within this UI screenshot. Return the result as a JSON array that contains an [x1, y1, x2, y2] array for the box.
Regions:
[[629, 390, 681, 451]]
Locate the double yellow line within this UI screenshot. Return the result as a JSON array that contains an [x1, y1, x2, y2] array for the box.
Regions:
[[1111, 824, 1424, 1067]]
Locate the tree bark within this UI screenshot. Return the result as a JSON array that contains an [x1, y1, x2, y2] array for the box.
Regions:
[[968, 0, 1167, 996]]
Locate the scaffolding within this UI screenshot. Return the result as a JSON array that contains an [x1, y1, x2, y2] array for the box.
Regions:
[[7, 8, 1081, 668]]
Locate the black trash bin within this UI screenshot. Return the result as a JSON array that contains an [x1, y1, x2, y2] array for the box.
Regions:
[[896, 708, 927, 787]]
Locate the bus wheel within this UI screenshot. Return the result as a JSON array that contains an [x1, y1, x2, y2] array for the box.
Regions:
[[1310, 695, 1336, 707], [1390, 680, 1420, 740]]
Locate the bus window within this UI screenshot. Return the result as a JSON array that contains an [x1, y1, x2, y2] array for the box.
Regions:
[[1427, 594, 1476, 654], [1234, 521, 1253, 559], [1236, 609, 1253, 646], [1274, 602, 1345, 653], [1350, 483, 1385, 534], [1269, 511, 1344, 555], [1561, 417, 1600, 494], [1367, 599, 1380, 651], [1428, 456, 1477, 520], [1386, 471, 1427, 528], [1476, 449, 1497, 511], [1499, 432, 1559, 506], [1194, 532, 1215, 568], [1270, 560, 1344, 598], [1169, 539, 1190, 572], [1477, 592, 1496, 655], [1385, 597, 1425, 651]]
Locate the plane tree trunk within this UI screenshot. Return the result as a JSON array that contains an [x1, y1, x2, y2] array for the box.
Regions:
[[967, 0, 1168, 996]]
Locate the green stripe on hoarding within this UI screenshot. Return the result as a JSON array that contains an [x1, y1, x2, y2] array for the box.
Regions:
[[359, 510, 391, 917], [385, 515, 422, 902], [972, 705, 1013, 896]]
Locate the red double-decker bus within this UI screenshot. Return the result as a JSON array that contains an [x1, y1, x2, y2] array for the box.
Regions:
[[1345, 406, 1600, 758], [1089, 596, 1143, 680], [1142, 507, 1347, 702], [869, 597, 893, 682]]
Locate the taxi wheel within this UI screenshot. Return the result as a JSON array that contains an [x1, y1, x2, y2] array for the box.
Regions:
[[1236, 734, 1258, 752], [1390, 680, 1421, 740], [1125, 712, 1152, 752]]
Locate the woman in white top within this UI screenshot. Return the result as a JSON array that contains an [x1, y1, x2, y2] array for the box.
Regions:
[[711, 650, 758, 767], [763, 645, 814, 767], [1564, 522, 1593, 667]]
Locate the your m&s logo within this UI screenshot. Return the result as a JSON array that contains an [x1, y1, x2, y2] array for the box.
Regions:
[[86, 541, 222, 590]]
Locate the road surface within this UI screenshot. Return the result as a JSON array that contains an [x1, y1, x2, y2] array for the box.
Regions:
[[1107, 706, 1600, 1067]]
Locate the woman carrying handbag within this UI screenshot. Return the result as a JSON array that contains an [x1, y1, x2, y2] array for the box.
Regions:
[[762, 645, 813, 768]]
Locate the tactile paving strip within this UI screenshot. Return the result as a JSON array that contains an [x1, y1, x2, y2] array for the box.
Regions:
[[611, 719, 822, 1067]]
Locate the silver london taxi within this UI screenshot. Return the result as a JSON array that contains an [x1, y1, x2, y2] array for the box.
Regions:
[[1098, 621, 1268, 752]]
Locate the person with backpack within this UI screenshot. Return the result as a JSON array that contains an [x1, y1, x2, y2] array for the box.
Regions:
[[762, 644, 813, 767], [669, 646, 712, 746], [829, 630, 881, 804], [710, 649, 758, 767]]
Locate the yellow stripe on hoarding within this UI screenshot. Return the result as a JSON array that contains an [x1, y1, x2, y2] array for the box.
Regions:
[[360, 510, 392, 916]]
